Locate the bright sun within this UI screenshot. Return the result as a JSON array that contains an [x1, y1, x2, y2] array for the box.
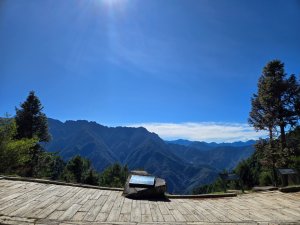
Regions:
[[101, 0, 125, 7]]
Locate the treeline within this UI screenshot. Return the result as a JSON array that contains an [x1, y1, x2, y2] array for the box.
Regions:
[[193, 60, 300, 194], [0, 91, 128, 188]]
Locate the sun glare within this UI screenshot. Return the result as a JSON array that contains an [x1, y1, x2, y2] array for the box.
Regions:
[[101, 0, 126, 7]]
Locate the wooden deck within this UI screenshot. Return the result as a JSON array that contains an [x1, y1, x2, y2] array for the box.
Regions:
[[0, 179, 300, 225]]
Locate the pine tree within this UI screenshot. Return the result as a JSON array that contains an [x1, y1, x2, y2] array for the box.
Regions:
[[15, 91, 50, 142], [249, 60, 300, 149], [249, 60, 300, 184], [15, 91, 51, 177]]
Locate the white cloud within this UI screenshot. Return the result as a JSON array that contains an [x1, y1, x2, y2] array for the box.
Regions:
[[128, 122, 267, 143]]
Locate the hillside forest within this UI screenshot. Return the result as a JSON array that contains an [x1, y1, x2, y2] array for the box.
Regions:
[[0, 91, 128, 188]]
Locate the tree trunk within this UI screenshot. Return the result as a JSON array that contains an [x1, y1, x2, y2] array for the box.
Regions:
[[268, 127, 278, 186], [272, 163, 278, 187], [279, 124, 286, 149], [269, 127, 273, 146]]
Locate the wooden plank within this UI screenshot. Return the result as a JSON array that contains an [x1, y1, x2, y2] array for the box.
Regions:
[[71, 211, 87, 221], [193, 206, 214, 222], [76, 192, 92, 204], [57, 191, 77, 203], [173, 200, 191, 215], [158, 202, 170, 215], [106, 195, 124, 222], [141, 214, 152, 222], [119, 213, 131, 222], [90, 190, 103, 200], [0, 198, 24, 211], [163, 214, 176, 222], [1, 199, 36, 215], [57, 191, 84, 211], [121, 200, 132, 214], [95, 212, 108, 222], [198, 199, 233, 222], [170, 209, 186, 222], [99, 191, 118, 213], [149, 202, 164, 222], [181, 201, 207, 221], [83, 205, 102, 221], [54, 186, 71, 197], [281, 207, 300, 217], [95, 195, 108, 206], [184, 213, 198, 222], [107, 208, 122, 222], [130, 203, 142, 222], [35, 202, 62, 219], [47, 210, 64, 220], [141, 202, 151, 215], [78, 199, 96, 212], [273, 208, 300, 221], [268, 208, 298, 221], [0, 193, 23, 204], [60, 204, 82, 220], [27, 196, 60, 218]]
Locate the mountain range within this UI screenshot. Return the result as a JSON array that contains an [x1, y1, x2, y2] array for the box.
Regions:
[[45, 118, 255, 193]]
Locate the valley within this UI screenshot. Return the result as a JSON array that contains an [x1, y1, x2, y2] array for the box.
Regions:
[[45, 118, 255, 194]]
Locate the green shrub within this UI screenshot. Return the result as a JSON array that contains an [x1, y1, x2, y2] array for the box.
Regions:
[[259, 171, 273, 186]]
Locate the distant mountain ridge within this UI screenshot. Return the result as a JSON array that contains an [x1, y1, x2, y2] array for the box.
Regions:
[[45, 118, 255, 193], [167, 139, 256, 149], [167, 139, 255, 170]]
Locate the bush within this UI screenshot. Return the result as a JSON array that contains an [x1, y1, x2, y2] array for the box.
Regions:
[[259, 171, 273, 186]]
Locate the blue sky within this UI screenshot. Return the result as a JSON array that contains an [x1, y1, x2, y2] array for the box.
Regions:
[[1, 0, 300, 142]]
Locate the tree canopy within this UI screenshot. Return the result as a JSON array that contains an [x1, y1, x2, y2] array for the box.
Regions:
[[15, 91, 51, 142], [249, 60, 300, 148]]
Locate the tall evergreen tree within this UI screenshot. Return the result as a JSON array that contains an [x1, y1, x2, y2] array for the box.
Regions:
[[249, 60, 300, 149], [15, 91, 51, 176], [249, 60, 300, 184], [15, 91, 50, 142]]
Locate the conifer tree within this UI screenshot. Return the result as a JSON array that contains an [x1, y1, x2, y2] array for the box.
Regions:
[[249, 60, 300, 184], [15, 91, 50, 142], [249, 60, 300, 149], [15, 91, 51, 176]]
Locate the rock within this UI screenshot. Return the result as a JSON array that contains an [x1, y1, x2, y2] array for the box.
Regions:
[[123, 171, 167, 199], [252, 186, 278, 192], [279, 185, 300, 193]]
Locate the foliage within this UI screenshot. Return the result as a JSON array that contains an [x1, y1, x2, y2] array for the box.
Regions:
[[0, 118, 37, 175], [249, 60, 300, 149], [100, 163, 129, 188], [192, 178, 224, 194], [15, 91, 51, 142], [248, 60, 300, 185], [61, 157, 128, 187], [63, 155, 93, 183], [258, 171, 273, 186], [235, 155, 260, 189], [37, 152, 66, 180], [14, 91, 52, 177], [85, 169, 100, 186]]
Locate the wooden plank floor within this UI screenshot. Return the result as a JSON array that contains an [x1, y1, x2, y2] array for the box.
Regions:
[[0, 179, 300, 225]]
